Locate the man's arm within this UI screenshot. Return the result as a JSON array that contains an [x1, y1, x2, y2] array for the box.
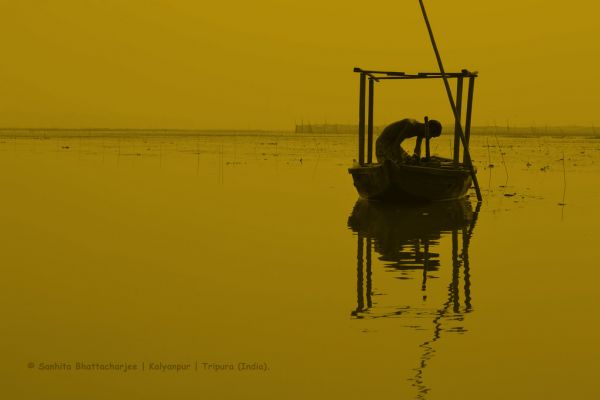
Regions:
[[413, 136, 423, 158]]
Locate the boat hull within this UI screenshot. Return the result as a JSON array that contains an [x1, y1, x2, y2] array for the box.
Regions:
[[348, 160, 474, 202]]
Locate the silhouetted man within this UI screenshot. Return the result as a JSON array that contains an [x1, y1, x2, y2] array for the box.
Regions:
[[375, 118, 442, 163]]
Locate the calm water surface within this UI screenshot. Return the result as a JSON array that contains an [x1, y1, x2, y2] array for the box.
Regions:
[[1, 131, 599, 399]]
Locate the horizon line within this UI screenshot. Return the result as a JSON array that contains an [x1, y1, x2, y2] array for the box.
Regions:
[[0, 124, 598, 132]]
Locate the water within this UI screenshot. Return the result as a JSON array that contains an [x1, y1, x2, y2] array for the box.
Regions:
[[1, 131, 599, 399]]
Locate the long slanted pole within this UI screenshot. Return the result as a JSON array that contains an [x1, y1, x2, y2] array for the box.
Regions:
[[418, 0, 482, 201]]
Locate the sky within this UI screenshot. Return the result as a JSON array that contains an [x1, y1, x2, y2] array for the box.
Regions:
[[1, 0, 599, 130]]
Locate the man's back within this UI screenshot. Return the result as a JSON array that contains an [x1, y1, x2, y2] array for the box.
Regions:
[[375, 119, 419, 163]]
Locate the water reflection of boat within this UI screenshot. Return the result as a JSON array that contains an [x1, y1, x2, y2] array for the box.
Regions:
[[348, 198, 476, 315], [347, 199, 480, 398]]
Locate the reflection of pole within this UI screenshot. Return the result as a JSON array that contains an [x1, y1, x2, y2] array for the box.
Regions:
[[414, 239, 421, 263], [353, 234, 365, 316], [412, 265, 457, 399], [468, 201, 482, 238], [422, 239, 430, 292], [463, 201, 481, 311], [462, 227, 472, 311], [411, 203, 480, 399], [451, 229, 460, 312], [366, 238, 372, 308]]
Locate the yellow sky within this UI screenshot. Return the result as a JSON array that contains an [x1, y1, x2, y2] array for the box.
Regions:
[[1, 0, 599, 130]]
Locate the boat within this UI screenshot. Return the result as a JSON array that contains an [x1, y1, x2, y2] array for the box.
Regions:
[[348, 69, 479, 202], [348, 1, 483, 203], [349, 157, 473, 202]]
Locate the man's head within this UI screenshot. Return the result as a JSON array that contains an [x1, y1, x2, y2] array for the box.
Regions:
[[427, 119, 442, 137]]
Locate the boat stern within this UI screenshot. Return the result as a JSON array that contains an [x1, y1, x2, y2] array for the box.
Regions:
[[348, 163, 391, 199]]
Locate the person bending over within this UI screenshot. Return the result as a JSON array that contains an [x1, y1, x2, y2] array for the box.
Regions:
[[375, 118, 442, 164]]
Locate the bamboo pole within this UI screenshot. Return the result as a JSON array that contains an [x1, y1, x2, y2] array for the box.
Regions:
[[463, 76, 475, 164], [418, 0, 483, 201], [366, 237, 372, 308], [376, 75, 464, 80], [454, 76, 463, 165], [367, 78, 375, 164], [424, 116, 431, 160], [358, 73, 366, 165]]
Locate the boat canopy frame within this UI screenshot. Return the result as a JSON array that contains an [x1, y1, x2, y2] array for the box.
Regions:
[[353, 67, 477, 167]]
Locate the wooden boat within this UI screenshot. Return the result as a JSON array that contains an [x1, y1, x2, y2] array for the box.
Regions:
[[349, 157, 474, 202], [348, 69, 479, 202]]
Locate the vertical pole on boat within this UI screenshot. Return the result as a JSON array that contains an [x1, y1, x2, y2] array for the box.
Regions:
[[454, 76, 464, 165], [358, 73, 366, 165], [463, 75, 476, 164], [417, 0, 483, 201], [424, 116, 431, 160], [366, 237, 372, 308], [367, 78, 375, 164]]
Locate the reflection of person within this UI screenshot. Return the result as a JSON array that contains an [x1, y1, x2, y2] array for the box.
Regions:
[[375, 118, 442, 163]]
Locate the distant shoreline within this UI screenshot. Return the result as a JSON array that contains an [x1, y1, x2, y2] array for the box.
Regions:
[[293, 123, 600, 137], [0, 128, 281, 138], [0, 128, 273, 133], [0, 126, 598, 138]]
